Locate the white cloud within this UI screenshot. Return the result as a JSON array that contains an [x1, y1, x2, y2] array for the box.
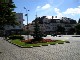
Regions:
[[54, 8, 63, 18], [63, 6, 80, 15], [57, 13, 63, 18], [54, 6, 80, 18], [78, 6, 80, 8], [36, 4, 80, 20], [37, 6, 41, 9], [42, 4, 51, 10], [36, 4, 51, 11], [54, 8, 60, 14]]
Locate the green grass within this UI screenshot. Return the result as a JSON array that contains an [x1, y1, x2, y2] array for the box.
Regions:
[[10, 39, 41, 47], [11, 39, 25, 46], [55, 40, 64, 44], [10, 39, 69, 48]]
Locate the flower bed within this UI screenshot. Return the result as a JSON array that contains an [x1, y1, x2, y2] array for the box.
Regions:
[[9, 39, 70, 48], [21, 39, 55, 43]]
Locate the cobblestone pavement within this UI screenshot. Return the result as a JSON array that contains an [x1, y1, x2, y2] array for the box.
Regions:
[[0, 37, 80, 60]]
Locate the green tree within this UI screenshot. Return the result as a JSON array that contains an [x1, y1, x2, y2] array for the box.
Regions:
[[78, 18, 80, 23], [0, 1, 18, 36], [57, 26, 65, 34], [68, 28, 75, 35], [75, 24, 80, 34], [32, 18, 43, 42]]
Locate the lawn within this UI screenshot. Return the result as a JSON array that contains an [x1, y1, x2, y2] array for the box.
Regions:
[[10, 39, 69, 48]]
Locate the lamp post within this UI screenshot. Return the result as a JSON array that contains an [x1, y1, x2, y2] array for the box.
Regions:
[[24, 7, 29, 40]]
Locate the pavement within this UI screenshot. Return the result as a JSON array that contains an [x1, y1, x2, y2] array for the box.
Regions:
[[0, 37, 80, 60]]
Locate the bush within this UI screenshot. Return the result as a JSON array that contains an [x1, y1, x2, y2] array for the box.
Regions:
[[9, 35, 24, 40]]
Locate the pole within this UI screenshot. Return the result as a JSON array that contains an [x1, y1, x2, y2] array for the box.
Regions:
[[24, 7, 29, 40], [27, 13, 29, 40]]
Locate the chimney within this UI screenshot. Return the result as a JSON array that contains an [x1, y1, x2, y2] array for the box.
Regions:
[[55, 16, 57, 18]]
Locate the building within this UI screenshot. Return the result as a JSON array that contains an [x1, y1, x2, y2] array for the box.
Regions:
[[5, 13, 24, 35], [24, 16, 77, 35]]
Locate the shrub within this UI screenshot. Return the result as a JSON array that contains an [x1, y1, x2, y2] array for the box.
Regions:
[[9, 35, 24, 40]]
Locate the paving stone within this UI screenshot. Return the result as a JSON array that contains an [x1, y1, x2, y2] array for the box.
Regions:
[[0, 37, 80, 60]]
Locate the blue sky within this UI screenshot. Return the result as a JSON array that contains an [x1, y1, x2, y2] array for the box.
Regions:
[[13, 0, 80, 25]]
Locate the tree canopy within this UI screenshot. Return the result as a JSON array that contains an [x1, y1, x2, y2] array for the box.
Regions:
[[57, 25, 65, 34], [33, 18, 43, 41], [78, 18, 80, 23], [75, 24, 80, 34], [0, 2, 18, 30]]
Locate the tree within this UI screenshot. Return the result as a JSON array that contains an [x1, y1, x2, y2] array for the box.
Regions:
[[0, 1, 18, 36], [75, 24, 80, 34], [78, 18, 80, 23], [32, 18, 43, 42], [68, 28, 75, 35], [57, 26, 65, 34]]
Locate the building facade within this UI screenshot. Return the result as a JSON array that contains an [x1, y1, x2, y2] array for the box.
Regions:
[[25, 16, 77, 35]]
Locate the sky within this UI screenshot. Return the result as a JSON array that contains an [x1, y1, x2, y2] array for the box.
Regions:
[[13, 0, 80, 25]]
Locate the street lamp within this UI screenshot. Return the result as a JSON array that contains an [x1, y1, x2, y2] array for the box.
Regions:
[[24, 7, 29, 40]]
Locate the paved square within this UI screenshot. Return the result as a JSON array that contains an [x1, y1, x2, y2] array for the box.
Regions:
[[0, 37, 80, 60]]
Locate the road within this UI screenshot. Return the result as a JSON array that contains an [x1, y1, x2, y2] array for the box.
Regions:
[[0, 37, 80, 60]]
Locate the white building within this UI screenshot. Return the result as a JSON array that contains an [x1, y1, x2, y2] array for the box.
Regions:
[[25, 16, 77, 35]]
